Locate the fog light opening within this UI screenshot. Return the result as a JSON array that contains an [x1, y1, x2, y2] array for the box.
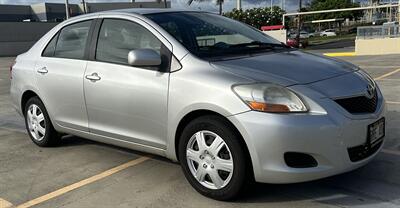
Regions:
[[284, 152, 318, 168]]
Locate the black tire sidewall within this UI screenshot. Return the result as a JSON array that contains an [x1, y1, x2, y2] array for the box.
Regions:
[[24, 97, 59, 147], [178, 116, 247, 201]]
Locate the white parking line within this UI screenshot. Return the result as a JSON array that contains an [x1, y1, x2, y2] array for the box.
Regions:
[[382, 149, 400, 156], [387, 101, 400, 105], [374, 68, 400, 80], [359, 65, 400, 69], [0, 198, 13, 208], [16, 156, 150, 208]]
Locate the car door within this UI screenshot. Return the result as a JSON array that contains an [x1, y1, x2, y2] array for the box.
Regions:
[[35, 20, 94, 131], [84, 18, 171, 149]]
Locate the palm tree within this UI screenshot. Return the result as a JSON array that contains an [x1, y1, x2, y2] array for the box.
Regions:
[[187, 0, 224, 15]]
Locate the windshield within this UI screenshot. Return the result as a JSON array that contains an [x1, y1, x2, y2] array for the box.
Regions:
[[145, 12, 286, 60]]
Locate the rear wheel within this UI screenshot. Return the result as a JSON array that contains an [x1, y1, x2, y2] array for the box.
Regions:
[[24, 97, 61, 147], [179, 115, 249, 200]]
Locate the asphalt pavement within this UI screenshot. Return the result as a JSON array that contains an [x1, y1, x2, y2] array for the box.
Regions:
[[0, 53, 399, 208]]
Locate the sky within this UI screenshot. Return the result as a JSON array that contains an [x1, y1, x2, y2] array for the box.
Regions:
[[0, 0, 306, 13], [0, 0, 380, 13]]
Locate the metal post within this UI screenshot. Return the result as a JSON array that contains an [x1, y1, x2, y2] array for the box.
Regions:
[[389, 0, 392, 21], [82, 0, 87, 14], [237, 0, 241, 10], [296, 0, 302, 44], [271, 0, 273, 12], [65, 0, 70, 19]]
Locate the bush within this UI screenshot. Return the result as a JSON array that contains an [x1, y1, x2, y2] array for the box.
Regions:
[[224, 7, 285, 29]]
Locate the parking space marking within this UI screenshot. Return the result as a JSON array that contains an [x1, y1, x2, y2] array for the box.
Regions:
[[16, 156, 150, 208], [382, 149, 400, 156], [377, 78, 400, 81], [0, 198, 13, 208], [387, 101, 400, 105], [323, 52, 356, 57], [374, 68, 400, 80], [359, 66, 400, 69]]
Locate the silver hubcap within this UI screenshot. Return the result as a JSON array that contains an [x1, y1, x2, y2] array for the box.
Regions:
[[186, 130, 234, 190], [26, 104, 46, 141]]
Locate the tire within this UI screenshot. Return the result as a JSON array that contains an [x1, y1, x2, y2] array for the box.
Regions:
[[178, 115, 249, 201], [24, 96, 61, 147]]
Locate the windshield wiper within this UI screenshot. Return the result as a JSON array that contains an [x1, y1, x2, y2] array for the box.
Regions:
[[229, 41, 288, 49]]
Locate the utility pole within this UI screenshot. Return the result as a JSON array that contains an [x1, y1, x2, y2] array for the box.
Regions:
[[236, 0, 241, 10], [219, 0, 222, 15], [389, 0, 392, 21], [271, 0, 273, 12], [65, 0, 70, 19], [296, 0, 302, 45]]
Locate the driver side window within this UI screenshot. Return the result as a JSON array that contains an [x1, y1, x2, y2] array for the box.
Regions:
[[96, 19, 162, 65]]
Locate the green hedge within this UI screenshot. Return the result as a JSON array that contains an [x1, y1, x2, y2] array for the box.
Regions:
[[224, 7, 285, 29]]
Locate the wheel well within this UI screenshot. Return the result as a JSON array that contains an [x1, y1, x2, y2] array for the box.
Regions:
[[174, 110, 254, 179], [21, 90, 38, 115]]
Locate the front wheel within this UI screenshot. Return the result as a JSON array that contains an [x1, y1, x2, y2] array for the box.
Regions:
[[178, 116, 249, 200], [24, 96, 61, 147]]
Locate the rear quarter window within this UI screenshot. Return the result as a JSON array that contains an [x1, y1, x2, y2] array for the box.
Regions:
[[55, 20, 92, 60], [42, 33, 59, 57]]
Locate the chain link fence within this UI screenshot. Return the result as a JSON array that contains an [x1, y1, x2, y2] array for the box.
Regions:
[[357, 24, 400, 39]]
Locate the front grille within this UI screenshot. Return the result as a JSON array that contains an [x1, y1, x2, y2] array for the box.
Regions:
[[348, 139, 383, 162], [334, 92, 378, 114]]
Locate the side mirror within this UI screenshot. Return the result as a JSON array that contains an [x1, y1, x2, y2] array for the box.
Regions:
[[128, 49, 161, 67]]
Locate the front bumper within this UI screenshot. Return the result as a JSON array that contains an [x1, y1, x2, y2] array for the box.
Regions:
[[227, 91, 386, 184]]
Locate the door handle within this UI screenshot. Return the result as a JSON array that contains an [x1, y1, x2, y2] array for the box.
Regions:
[[85, 73, 101, 82], [37, 67, 48, 74]]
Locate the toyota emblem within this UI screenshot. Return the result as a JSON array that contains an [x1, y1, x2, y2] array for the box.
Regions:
[[366, 83, 375, 99]]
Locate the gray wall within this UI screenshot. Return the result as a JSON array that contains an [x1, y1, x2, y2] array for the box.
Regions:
[[0, 22, 58, 57], [0, 5, 32, 22], [0, 1, 170, 56]]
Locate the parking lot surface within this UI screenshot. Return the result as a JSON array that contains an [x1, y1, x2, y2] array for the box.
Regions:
[[0, 53, 399, 208]]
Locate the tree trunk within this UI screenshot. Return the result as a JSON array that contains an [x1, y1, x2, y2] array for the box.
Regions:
[[164, 0, 168, 8], [219, 1, 222, 15]]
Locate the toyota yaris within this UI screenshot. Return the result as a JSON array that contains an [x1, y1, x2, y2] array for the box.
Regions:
[[10, 9, 386, 200]]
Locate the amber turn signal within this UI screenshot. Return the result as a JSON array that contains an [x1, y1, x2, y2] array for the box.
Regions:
[[247, 101, 290, 113]]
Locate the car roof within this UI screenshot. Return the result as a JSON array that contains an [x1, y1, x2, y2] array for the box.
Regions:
[[100, 8, 203, 15]]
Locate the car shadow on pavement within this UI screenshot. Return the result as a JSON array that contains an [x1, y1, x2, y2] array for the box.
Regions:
[[236, 161, 400, 206], [43, 110, 400, 207]]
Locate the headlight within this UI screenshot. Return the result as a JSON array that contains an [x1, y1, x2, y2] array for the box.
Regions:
[[233, 83, 308, 113]]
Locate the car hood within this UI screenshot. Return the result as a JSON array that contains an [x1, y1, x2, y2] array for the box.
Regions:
[[211, 50, 358, 86]]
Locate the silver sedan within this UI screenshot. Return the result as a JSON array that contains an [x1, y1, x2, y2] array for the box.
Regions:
[[10, 9, 386, 200]]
